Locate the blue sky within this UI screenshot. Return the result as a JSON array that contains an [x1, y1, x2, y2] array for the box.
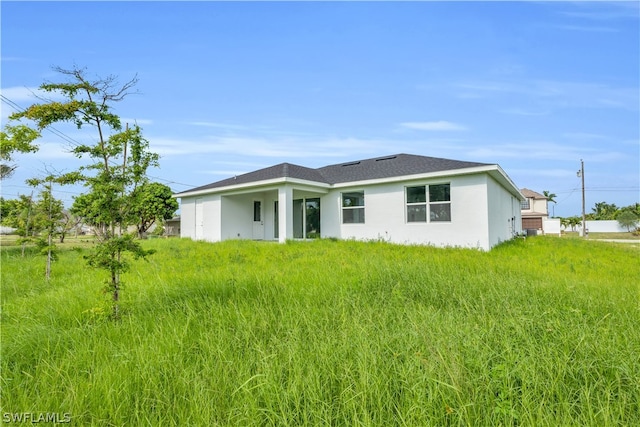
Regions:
[[1, 1, 638, 218]]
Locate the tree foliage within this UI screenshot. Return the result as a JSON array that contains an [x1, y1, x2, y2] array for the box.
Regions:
[[542, 190, 557, 204], [129, 182, 179, 238], [617, 211, 639, 232], [0, 124, 40, 179], [26, 174, 80, 279], [588, 201, 619, 220], [1, 194, 38, 236], [9, 66, 157, 317]]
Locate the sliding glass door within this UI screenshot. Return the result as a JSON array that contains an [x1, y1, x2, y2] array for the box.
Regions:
[[293, 197, 320, 239]]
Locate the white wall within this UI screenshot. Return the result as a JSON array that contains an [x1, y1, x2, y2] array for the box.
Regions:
[[579, 220, 630, 233], [543, 218, 561, 236], [179, 197, 195, 239], [326, 174, 500, 250], [221, 194, 253, 240], [487, 175, 522, 248], [179, 195, 222, 241]]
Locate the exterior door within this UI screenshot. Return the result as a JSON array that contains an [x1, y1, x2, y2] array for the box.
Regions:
[[253, 200, 264, 240]]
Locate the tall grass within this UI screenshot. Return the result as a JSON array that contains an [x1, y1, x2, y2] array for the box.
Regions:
[[2, 237, 639, 426]]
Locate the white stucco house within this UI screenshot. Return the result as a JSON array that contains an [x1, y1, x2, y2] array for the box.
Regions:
[[174, 153, 524, 250]]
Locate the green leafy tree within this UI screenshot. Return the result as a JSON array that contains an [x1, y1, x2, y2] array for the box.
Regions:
[[58, 209, 83, 243], [1, 197, 19, 224], [565, 216, 582, 232], [0, 124, 40, 179], [1, 193, 39, 255], [10, 66, 157, 317], [618, 203, 640, 219], [543, 190, 557, 217], [26, 173, 79, 279], [617, 211, 639, 232], [589, 201, 618, 220], [129, 182, 179, 238]]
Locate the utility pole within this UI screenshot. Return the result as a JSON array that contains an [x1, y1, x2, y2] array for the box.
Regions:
[[577, 159, 586, 237]]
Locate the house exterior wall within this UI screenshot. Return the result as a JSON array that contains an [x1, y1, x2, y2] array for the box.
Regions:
[[322, 174, 498, 250], [521, 197, 547, 216], [180, 194, 221, 241], [221, 194, 253, 240], [178, 170, 521, 250], [487, 175, 522, 247], [180, 198, 196, 239]]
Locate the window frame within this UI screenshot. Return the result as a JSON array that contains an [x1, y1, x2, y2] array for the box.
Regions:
[[342, 191, 365, 224], [405, 183, 451, 223]]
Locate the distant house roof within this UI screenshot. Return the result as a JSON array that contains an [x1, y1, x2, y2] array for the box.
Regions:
[[520, 188, 547, 199], [176, 153, 491, 195]]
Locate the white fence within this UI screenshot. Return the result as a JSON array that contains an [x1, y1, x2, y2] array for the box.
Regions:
[[543, 218, 561, 236], [563, 220, 630, 233]]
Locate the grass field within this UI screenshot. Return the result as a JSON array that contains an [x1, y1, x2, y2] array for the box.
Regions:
[[1, 237, 639, 426]]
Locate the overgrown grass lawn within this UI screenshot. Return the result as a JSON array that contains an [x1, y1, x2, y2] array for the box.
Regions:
[[2, 237, 639, 426]]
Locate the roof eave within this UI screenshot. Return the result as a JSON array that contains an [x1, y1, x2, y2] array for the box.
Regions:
[[331, 164, 524, 199], [173, 177, 331, 198]]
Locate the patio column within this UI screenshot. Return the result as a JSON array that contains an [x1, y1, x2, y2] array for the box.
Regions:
[[278, 185, 293, 243]]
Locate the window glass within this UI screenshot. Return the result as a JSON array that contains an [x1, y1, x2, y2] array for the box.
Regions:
[[430, 204, 451, 221], [342, 191, 365, 223], [343, 208, 365, 224], [407, 186, 426, 203], [343, 192, 364, 207], [429, 184, 450, 202], [253, 201, 261, 221], [407, 205, 427, 222]]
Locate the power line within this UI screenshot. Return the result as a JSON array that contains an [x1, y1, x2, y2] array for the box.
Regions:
[[1, 94, 84, 148]]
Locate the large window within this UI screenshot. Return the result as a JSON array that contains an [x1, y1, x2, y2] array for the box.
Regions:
[[342, 191, 365, 223], [406, 184, 451, 222]]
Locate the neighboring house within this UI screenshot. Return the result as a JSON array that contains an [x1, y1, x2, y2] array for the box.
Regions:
[[174, 154, 524, 250], [164, 217, 181, 237], [520, 188, 548, 232]]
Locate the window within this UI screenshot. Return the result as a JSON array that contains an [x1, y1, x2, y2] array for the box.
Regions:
[[406, 184, 451, 222], [520, 199, 530, 210], [253, 201, 261, 221], [406, 186, 427, 222], [342, 191, 365, 223], [429, 184, 451, 221]]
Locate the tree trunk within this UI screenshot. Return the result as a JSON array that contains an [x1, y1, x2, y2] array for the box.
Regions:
[[45, 232, 52, 281]]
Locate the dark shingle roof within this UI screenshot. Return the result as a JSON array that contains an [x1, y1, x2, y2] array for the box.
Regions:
[[318, 153, 489, 184], [178, 162, 327, 194], [177, 153, 491, 195]]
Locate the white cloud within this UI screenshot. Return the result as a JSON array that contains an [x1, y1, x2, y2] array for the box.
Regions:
[[454, 80, 639, 111], [399, 121, 467, 131], [148, 134, 388, 159], [509, 168, 578, 179], [553, 25, 619, 33]]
